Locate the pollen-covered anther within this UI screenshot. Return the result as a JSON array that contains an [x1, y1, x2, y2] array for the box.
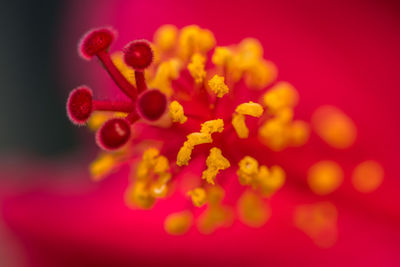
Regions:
[[89, 153, 116, 181], [123, 40, 154, 70], [202, 147, 230, 185], [256, 165, 286, 196], [187, 187, 207, 207], [237, 156, 259, 185], [262, 82, 299, 113], [96, 118, 131, 150], [208, 75, 229, 98], [153, 24, 178, 52], [169, 101, 187, 124], [67, 86, 93, 125], [188, 53, 207, 84], [79, 27, 115, 60], [232, 102, 263, 139], [164, 211, 193, 235], [177, 119, 224, 166], [136, 89, 167, 121]]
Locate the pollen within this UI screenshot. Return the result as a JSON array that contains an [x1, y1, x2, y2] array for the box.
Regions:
[[202, 147, 230, 185], [312, 105, 357, 149], [237, 190, 270, 227], [164, 210, 193, 235], [262, 82, 299, 112], [308, 161, 343, 195], [153, 24, 178, 52], [187, 187, 207, 207], [188, 53, 207, 84], [169, 101, 187, 124], [232, 102, 263, 139], [237, 156, 259, 185], [89, 153, 116, 181], [352, 160, 383, 193], [212, 46, 233, 67], [208, 74, 229, 98]]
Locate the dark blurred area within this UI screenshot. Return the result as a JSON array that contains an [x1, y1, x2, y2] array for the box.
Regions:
[[0, 0, 76, 157]]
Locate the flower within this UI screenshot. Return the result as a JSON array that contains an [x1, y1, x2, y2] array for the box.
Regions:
[[2, 0, 400, 266]]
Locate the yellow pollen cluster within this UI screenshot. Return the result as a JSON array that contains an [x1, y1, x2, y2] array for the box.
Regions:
[[111, 52, 137, 87], [202, 147, 230, 185], [125, 148, 171, 209], [178, 25, 216, 61], [149, 59, 182, 96], [308, 161, 343, 195], [237, 190, 270, 227], [232, 102, 264, 139], [89, 153, 116, 181], [169, 100, 187, 124], [188, 53, 207, 84], [208, 74, 229, 98], [154, 24, 178, 52], [187, 187, 207, 207], [259, 82, 309, 151], [176, 119, 224, 166], [237, 156, 285, 197], [164, 210, 193, 235], [197, 186, 233, 234]]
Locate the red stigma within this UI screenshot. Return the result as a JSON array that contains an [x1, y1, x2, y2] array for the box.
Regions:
[[67, 86, 93, 125], [79, 28, 115, 60], [123, 40, 153, 70], [96, 118, 131, 150], [137, 90, 167, 121]]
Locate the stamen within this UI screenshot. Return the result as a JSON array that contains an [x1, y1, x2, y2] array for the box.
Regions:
[[208, 75, 229, 98], [237, 190, 270, 227], [79, 28, 138, 100], [308, 161, 343, 196], [164, 211, 193, 235], [202, 147, 230, 185], [169, 101, 187, 124], [232, 102, 263, 139], [187, 187, 207, 207], [188, 53, 207, 84]]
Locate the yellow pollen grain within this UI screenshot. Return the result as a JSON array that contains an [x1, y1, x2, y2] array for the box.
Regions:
[[257, 165, 286, 197], [149, 59, 182, 96], [308, 161, 343, 195], [89, 153, 116, 181], [232, 113, 249, 139], [237, 190, 270, 228], [237, 156, 259, 185], [187, 187, 207, 207], [202, 147, 230, 185], [244, 59, 277, 89], [187, 53, 207, 84], [212, 46, 233, 66], [352, 160, 384, 193], [262, 82, 299, 112], [125, 181, 156, 209], [289, 120, 310, 146], [312, 105, 357, 149], [294, 202, 338, 248], [169, 101, 187, 124], [87, 112, 109, 131], [208, 74, 229, 98], [235, 101, 264, 117], [179, 25, 215, 60], [164, 211, 193, 235], [153, 24, 178, 52]]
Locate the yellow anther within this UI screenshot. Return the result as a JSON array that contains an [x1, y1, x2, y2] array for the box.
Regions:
[[235, 101, 264, 117], [312, 105, 357, 149], [237, 190, 270, 227], [200, 119, 224, 134], [89, 153, 116, 181], [308, 161, 343, 196], [87, 112, 109, 131], [207, 186, 225, 205], [237, 156, 259, 185], [153, 24, 178, 52], [176, 142, 194, 167], [202, 147, 230, 185], [244, 59, 277, 89], [289, 120, 310, 146], [197, 204, 233, 234], [258, 165, 285, 196], [164, 211, 193, 235], [169, 101, 187, 124], [352, 160, 384, 193], [258, 119, 290, 151], [187, 53, 207, 84], [262, 82, 299, 112], [149, 59, 182, 96], [150, 177, 170, 198], [239, 38, 264, 60], [208, 74, 229, 98], [187, 187, 207, 207], [212, 46, 233, 66], [153, 155, 170, 174], [111, 52, 136, 87], [179, 25, 215, 60], [232, 102, 263, 139], [294, 202, 338, 248], [187, 132, 213, 146], [232, 113, 248, 138], [125, 181, 155, 209], [275, 107, 293, 123]]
